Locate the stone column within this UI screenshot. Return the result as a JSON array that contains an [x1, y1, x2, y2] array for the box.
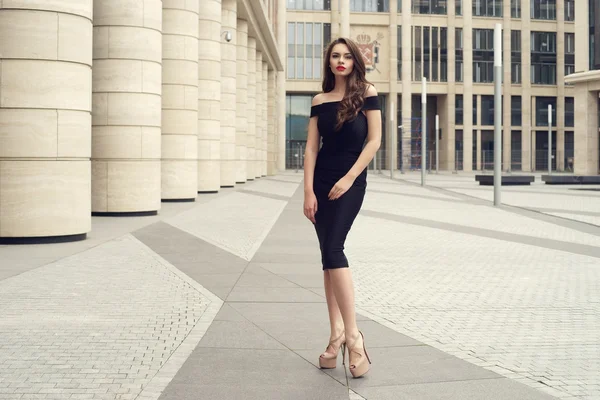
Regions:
[[330, 0, 340, 39], [556, 2, 565, 171], [162, 0, 199, 201], [92, 0, 162, 214], [220, 0, 237, 186], [444, 0, 456, 171], [262, 62, 269, 177], [503, 0, 512, 172], [277, 0, 286, 172], [388, 0, 398, 173], [256, 51, 264, 178], [574, 86, 599, 175], [340, 0, 350, 38], [198, 0, 222, 193], [400, 0, 412, 171], [463, 1, 474, 171], [268, 69, 277, 175], [246, 37, 257, 181], [235, 19, 248, 183], [521, 0, 532, 171], [0, 1, 92, 242]]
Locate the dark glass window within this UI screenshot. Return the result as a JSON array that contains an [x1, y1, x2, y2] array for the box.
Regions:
[[511, 0, 521, 17], [455, 28, 463, 82], [473, 29, 494, 83], [531, 0, 556, 20], [414, 26, 422, 80], [481, 96, 495, 125], [511, 96, 522, 126], [511, 130, 522, 170], [397, 26, 402, 80], [441, 28, 448, 82], [455, 94, 464, 125], [350, 0, 390, 11], [535, 96, 557, 127], [287, 0, 331, 10], [412, 0, 448, 14], [565, 0, 574, 21], [456, 0, 462, 15], [531, 31, 557, 85], [432, 27, 438, 81], [287, 22, 331, 80], [511, 30, 521, 83], [473, 95, 478, 125], [565, 33, 575, 77], [424, 27, 431, 80], [473, 0, 502, 17], [565, 97, 574, 127]]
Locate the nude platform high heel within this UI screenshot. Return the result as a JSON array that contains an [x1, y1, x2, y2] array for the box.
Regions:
[[319, 332, 346, 369], [348, 331, 371, 378]]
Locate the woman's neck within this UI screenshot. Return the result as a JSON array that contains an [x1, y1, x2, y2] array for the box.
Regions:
[[332, 76, 347, 96]]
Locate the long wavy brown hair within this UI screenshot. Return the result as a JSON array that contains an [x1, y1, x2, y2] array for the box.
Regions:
[[322, 38, 372, 131]]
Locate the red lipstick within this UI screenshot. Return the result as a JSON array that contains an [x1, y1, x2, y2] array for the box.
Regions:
[[336, 66, 346, 71]]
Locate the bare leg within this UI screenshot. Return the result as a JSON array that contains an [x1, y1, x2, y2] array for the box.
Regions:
[[322, 270, 345, 358], [328, 268, 363, 352]]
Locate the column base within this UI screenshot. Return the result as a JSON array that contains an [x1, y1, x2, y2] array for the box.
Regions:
[[162, 198, 196, 203], [92, 211, 158, 217], [0, 233, 87, 245], [198, 190, 219, 194]]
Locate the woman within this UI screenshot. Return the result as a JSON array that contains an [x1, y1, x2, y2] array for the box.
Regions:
[[303, 37, 382, 378]]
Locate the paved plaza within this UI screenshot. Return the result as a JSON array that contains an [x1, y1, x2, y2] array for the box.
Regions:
[[0, 171, 599, 399]]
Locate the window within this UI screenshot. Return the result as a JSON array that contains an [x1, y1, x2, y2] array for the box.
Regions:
[[565, 33, 575, 77], [511, 96, 522, 126], [473, 29, 494, 83], [285, 94, 312, 168], [455, 28, 463, 82], [412, 26, 448, 82], [456, 0, 462, 15], [592, 0, 600, 70], [350, 0, 389, 11], [441, 28, 448, 82], [473, 95, 478, 125], [456, 94, 464, 125], [414, 26, 422, 80], [481, 95, 502, 126], [473, 0, 502, 17], [511, 30, 521, 83], [531, 0, 556, 20], [535, 96, 557, 127], [565, 97, 574, 127], [287, 22, 331, 80], [511, 131, 522, 170], [287, 0, 331, 9], [412, 0, 448, 14], [565, 0, 574, 21], [511, 0, 521, 17], [531, 31, 557, 85], [397, 26, 402, 79]]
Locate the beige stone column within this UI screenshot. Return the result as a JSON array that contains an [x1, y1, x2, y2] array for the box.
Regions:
[[444, 0, 456, 171], [572, 80, 599, 175], [268, 69, 277, 175], [256, 52, 264, 178], [0, 1, 92, 241], [221, 0, 237, 186], [277, 0, 286, 171], [389, 0, 398, 173], [246, 37, 257, 180], [463, 2, 474, 171], [340, 0, 349, 38], [198, 0, 222, 193], [92, 0, 162, 214], [556, 2, 565, 171], [400, 0, 412, 171], [162, 0, 199, 200], [330, 0, 340, 39], [236, 19, 248, 183], [262, 62, 269, 176], [521, 1, 532, 171]]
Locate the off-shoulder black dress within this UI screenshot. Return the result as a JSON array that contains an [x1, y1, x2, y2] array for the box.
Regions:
[[309, 95, 381, 270]]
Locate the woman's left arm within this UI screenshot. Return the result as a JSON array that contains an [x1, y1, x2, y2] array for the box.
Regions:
[[328, 85, 382, 200]]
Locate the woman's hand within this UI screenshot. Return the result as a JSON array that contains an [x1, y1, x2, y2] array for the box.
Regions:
[[328, 175, 355, 200], [304, 191, 318, 224]]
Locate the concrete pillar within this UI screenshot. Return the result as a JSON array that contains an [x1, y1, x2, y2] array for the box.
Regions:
[[235, 19, 248, 183], [574, 87, 599, 175], [340, 0, 349, 38], [198, 0, 222, 193], [256, 52, 264, 178], [400, 0, 412, 171], [463, 2, 474, 171], [521, 1, 532, 171], [444, 0, 456, 171], [330, 0, 340, 39], [0, 1, 93, 242], [262, 62, 269, 177], [268, 69, 277, 175], [246, 37, 257, 181], [277, 0, 286, 172], [221, 0, 237, 186], [92, 0, 162, 215], [162, 0, 199, 201], [389, 0, 398, 173], [556, 2, 565, 171], [503, 0, 512, 172]]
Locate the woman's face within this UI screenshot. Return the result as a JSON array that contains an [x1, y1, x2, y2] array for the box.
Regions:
[[329, 43, 354, 77]]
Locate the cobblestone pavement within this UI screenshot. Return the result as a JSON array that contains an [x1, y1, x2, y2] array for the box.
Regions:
[[0, 235, 221, 400], [346, 173, 600, 400]]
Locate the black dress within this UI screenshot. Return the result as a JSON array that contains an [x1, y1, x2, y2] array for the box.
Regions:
[[309, 95, 381, 270]]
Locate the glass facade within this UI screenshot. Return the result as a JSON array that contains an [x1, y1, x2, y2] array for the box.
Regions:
[[531, 31, 557, 85], [351, 0, 389, 11], [473, 29, 494, 83], [455, 28, 463, 82], [287, 0, 331, 9], [531, 0, 556, 20], [412, 0, 448, 14], [285, 94, 312, 168], [511, 30, 522, 84], [511, 0, 521, 18], [565, 97, 574, 127], [287, 22, 331, 80], [511, 96, 522, 126], [473, 0, 502, 17], [565, 33, 575, 77], [535, 96, 557, 127], [455, 95, 463, 125]]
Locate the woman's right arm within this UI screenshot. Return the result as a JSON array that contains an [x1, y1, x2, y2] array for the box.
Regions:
[[303, 94, 321, 223]]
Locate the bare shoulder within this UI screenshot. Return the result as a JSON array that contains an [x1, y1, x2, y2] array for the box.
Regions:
[[365, 84, 378, 97], [312, 93, 325, 106]]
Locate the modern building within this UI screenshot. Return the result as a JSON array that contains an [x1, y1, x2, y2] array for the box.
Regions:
[[0, 0, 286, 243], [285, 0, 600, 175]]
